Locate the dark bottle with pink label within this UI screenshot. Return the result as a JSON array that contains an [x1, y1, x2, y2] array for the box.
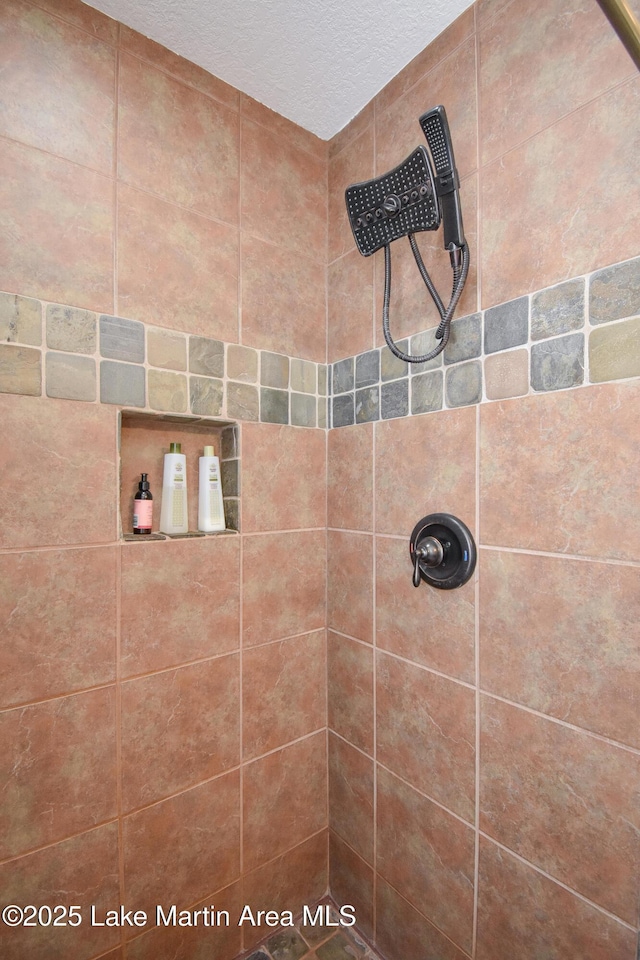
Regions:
[[133, 473, 153, 534]]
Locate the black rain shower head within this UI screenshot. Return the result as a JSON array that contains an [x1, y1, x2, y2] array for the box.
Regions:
[[344, 146, 440, 257], [419, 105, 466, 252], [343, 105, 469, 366]]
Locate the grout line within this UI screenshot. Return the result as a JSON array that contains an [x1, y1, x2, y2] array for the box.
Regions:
[[115, 539, 126, 952], [479, 72, 639, 178], [238, 482, 245, 884], [478, 690, 640, 758], [474, 2, 483, 320], [370, 873, 473, 960], [0, 131, 114, 182], [376, 760, 475, 831], [238, 424, 246, 950], [472, 398, 481, 957], [329, 629, 476, 690], [238, 99, 244, 346], [328, 728, 374, 763], [240, 526, 327, 537], [0, 681, 117, 716], [328, 827, 374, 877], [371, 413, 378, 943], [116, 727, 328, 823], [0, 819, 120, 868], [113, 42, 120, 318], [325, 406, 331, 893], [478, 832, 638, 932], [477, 542, 640, 570]]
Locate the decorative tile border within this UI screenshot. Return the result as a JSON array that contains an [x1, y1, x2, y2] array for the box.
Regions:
[[1, 254, 638, 432], [329, 256, 640, 427], [0, 296, 329, 429]]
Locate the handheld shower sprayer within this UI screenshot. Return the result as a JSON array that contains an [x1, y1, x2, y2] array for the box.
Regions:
[[344, 105, 469, 363]]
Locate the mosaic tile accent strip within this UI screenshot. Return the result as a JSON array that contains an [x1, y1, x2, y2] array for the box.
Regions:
[[329, 255, 640, 427], [1, 254, 638, 430], [0, 291, 329, 429]]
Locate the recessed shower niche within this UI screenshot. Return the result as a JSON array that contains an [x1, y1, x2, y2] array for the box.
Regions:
[[119, 411, 240, 540]]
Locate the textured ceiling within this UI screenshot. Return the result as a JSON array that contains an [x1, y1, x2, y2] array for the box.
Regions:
[[83, 0, 474, 139]]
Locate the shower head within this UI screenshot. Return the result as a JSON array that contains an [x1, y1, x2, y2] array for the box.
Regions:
[[343, 104, 469, 366], [419, 105, 466, 252], [344, 145, 440, 257]]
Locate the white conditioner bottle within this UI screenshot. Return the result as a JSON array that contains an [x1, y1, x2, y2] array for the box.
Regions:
[[198, 445, 225, 533], [159, 442, 189, 535]]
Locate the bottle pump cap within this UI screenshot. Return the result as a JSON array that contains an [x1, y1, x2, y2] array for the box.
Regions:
[[169, 442, 181, 453], [203, 445, 214, 457], [139, 473, 150, 491]]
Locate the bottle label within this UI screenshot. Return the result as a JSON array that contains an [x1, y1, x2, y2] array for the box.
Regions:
[[133, 500, 153, 529]]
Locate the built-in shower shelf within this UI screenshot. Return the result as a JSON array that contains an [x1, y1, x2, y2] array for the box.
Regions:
[[118, 410, 240, 540]]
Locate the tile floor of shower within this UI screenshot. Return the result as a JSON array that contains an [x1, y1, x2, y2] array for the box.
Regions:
[[240, 901, 383, 960]]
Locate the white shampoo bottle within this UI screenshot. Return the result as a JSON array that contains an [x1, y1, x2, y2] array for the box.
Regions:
[[198, 445, 225, 533], [159, 442, 188, 535]]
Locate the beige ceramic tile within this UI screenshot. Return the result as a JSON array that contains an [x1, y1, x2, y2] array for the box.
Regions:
[[328, 832, 374, 943], [0, 824, 120, 960], [243, 631, 326, 759], [327, 531, 374, 643], [242, 531, 326, 646], [481, 78, 640, 309], [243, 733, 327, 872], [125, 882, 242, 960], [121, 654, 240, 811], [0, 689, 116, 859], [377, 651, 475, 821], [476, 838, 637, 960], [119, 25, 240, 108], [327, 249, 375, 362], [123, 773, 240, 921], [0, 138, 113, 312], [243, 833, 328, 952], [118, 53, 239, 224], [0, 546, 116, 709], [376, 877, 470, 960], [117, 183, 238, 340], [0, 394, 117, 549], [328, 127, 374, 264], [479, 0, 638, 165], [241, 234, 326, 362], [327, 632, 374, 755], [0, 344, 41, 395], [480, 695, 640, 924], [484, 349, 529, 399], [375, 37, 478, 183], [0, 0, 115, 173], [377, 766, 475, 953], [241, 422, 326, 532], [480, 549, 640, 749], [328, 422, 373, 532], [328, 732, 374, 864], [241, 93, 327, 162], [241, 119, 326, 262], [376, 535, 475, 682], [375, 406, 476, 537], [120, 536, 240, 676], [479, 381, 640, 561]]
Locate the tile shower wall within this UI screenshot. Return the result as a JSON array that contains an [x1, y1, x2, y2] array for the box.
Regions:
[[327, 2, 640, 960], [0, 2, 328, 960], [3, 3, 640, 960]]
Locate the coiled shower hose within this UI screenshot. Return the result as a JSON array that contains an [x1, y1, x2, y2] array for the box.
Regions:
[[382, 235, 470, 364]]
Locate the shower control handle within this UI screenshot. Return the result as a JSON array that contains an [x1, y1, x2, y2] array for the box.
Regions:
[[410, 513, 476, 590], [412, 536, 444, 587]]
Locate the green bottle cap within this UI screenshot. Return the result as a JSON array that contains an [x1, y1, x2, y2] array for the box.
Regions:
[[203, 445, 214, 457], [169, 442, 181, 454]]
